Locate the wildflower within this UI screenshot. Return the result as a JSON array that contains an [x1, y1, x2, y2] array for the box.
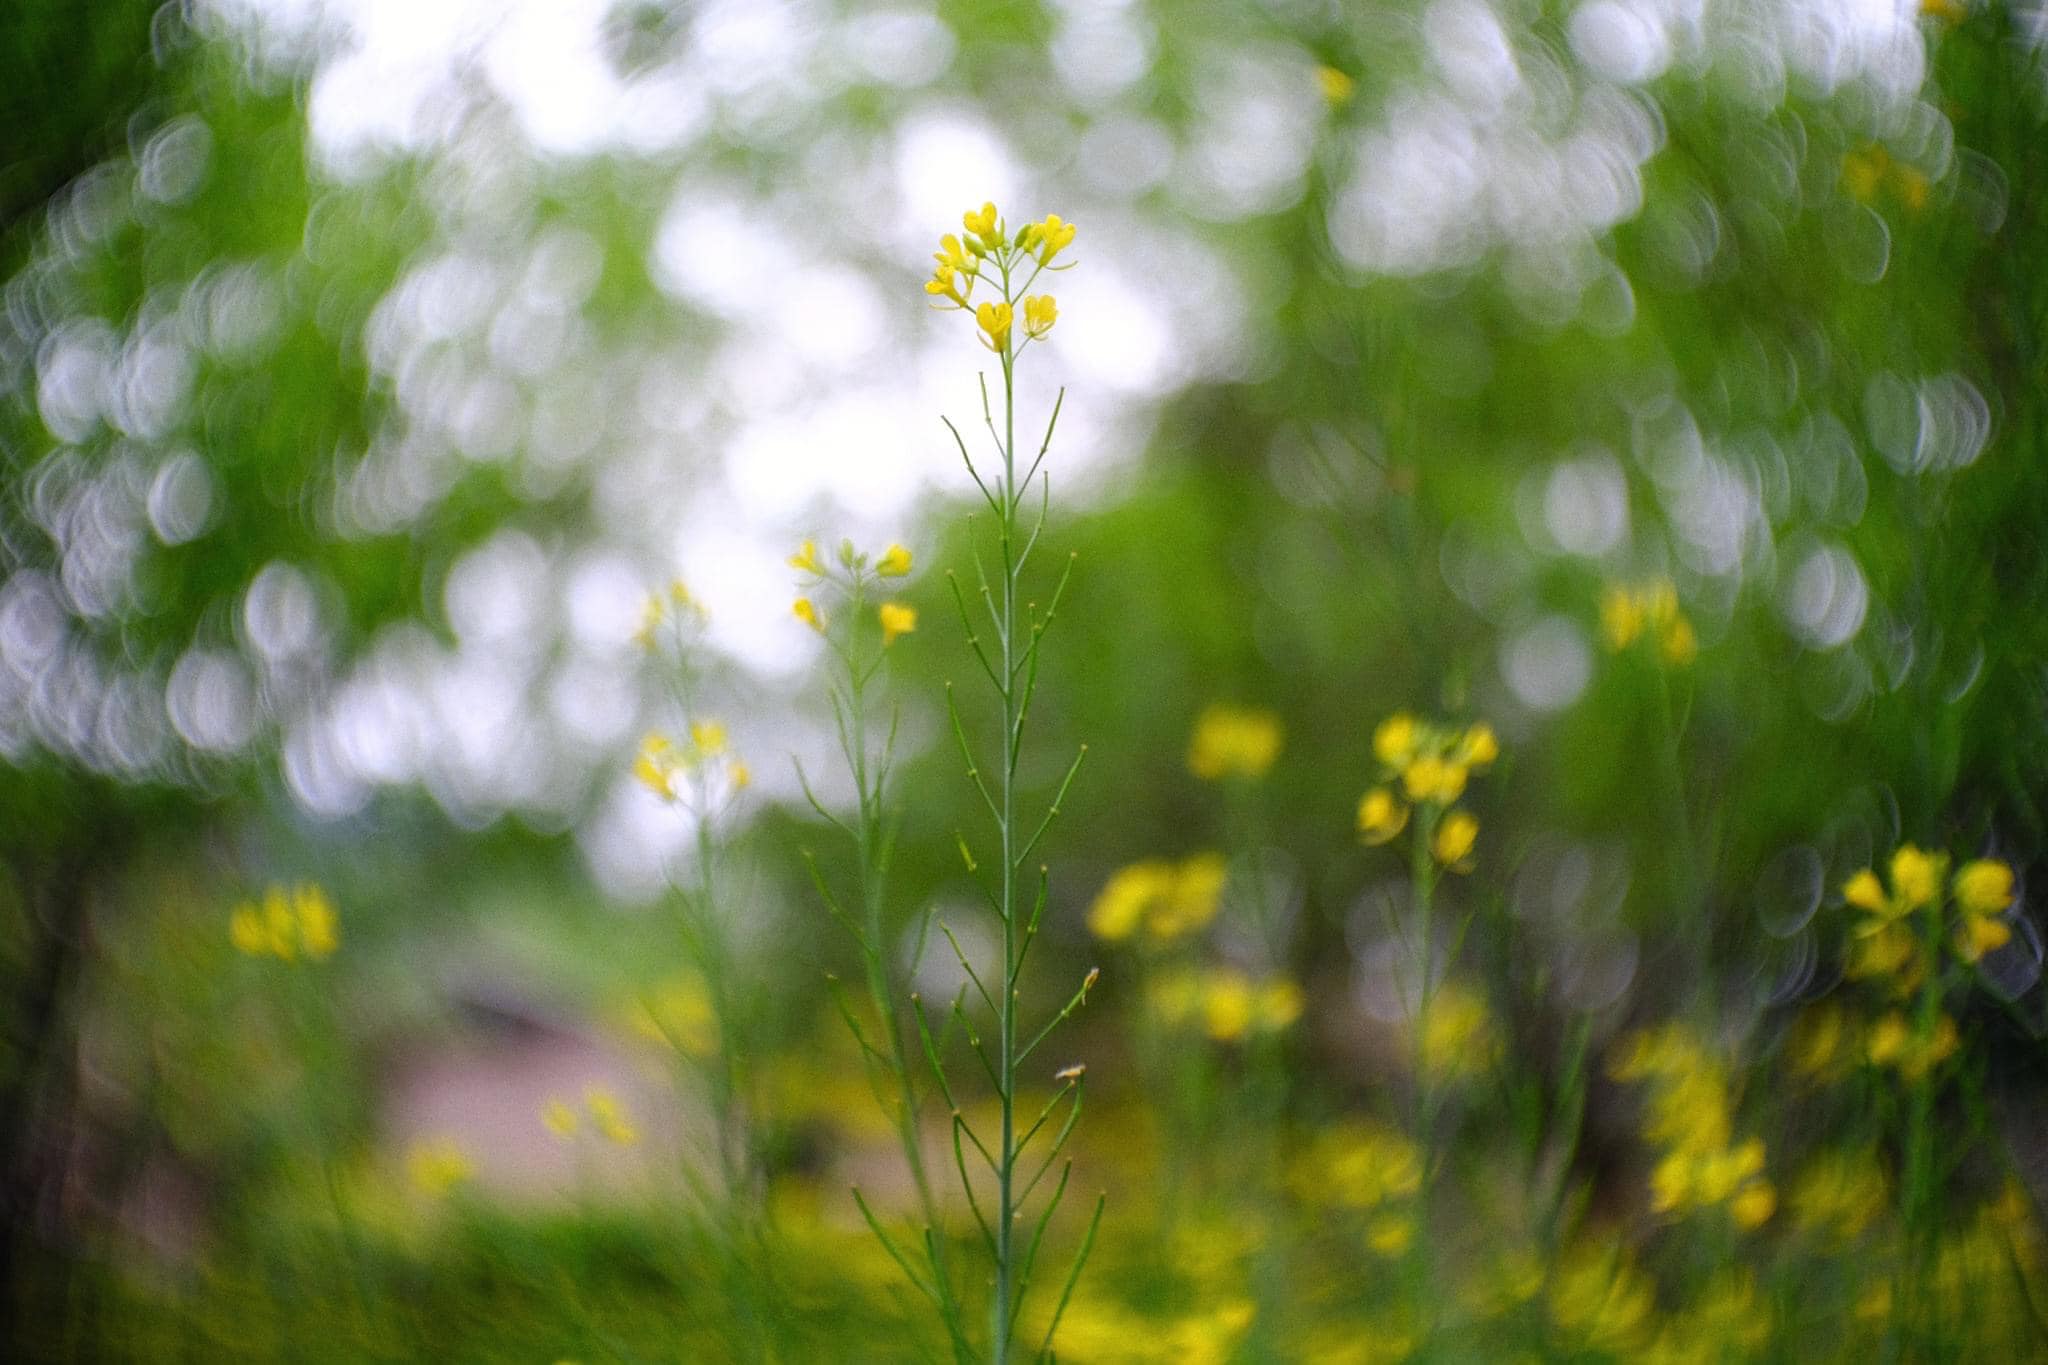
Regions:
[[879, 602, 917, 646], [1187, 702, 1283, 781], [1372, 713, 1419, 768], [1890, 845, 1942, 909], [1432, 810, 1478, 872], [1356, 788, 1407, 845], [1366, 1212, 1415, 1256], [876, 543, 912, 577], [1600, 585, 1644, 649], [1020, 213, 1076, 266], [633, 592, 666, 648], [1730, 1179, 1778, 1229], [295, 884, 338, 960], [926, 263, 970, 309], [1419, 983, 1498, 1079], [263, 887, 297, 960], [407, 1138, 475, 1194], [542, 1099, 579, 1139], [1955, 858, 2015, 915], [586, 1087, 641, 1146], [229, 904, 267, 956], [633, 733, 677, 800], [1453, 723, 1498, 770], [1401, 754, 1466, 805], [1866, 1011, 1958, 1080], [976, 300, 1013, 353], [788, 539, 824, 575], [1314, 65, 1355, 105], [1023, 294, 1058, 339], [792, 597, 825, 633], [962, 200, 1001, 248], [729, 761, 751, 791], [1660, 615, 1698, 666], [1088, 860, 1169, 941], [1201, 970, 1256, 1042], [1842, 145, 1890, 202], [690, 720, 727, 755], [1256, 978, 1305, 1032]]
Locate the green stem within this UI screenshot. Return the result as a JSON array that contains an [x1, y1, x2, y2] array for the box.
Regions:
[[993, 257, 1021, 1365]]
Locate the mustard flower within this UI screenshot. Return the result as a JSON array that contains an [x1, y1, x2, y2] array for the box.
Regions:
[[933, 233, 978, 276], [1889, 844, 1943, 910], [1372, 713, 1419, 769], [633, 733, 677, 800], [788, 539, 824, 575], [229, 905, 267, 956], [729, 760, 751, 791], [1953, 859, 2015, 916], [962, 200, 1001, 248], [1432, 810, 1478, 872], [263, 887, 296, 960], [542, 1099, 579, 1139], [1453, 722, 1498, 770], [879, 601, 916, 646], [294, 884, 338, 961], [1401, 754, 1467, 805], [926, 263, 970, 310], [1314, 65, 1356, 105], [1022, 293, 1058, 340], [1021, 213, 1076, 265], [1201, 969, 1255, 1042], [1186, 702, 1282, 781], [586, 1087, 641, 1146], [690, 720, 728, 755], [876, 543, 912, 577], [792, 597, 825, 633], [1356, 787, 1407, 845], [976, 300, 1013, 353], [407, 1138, 475, 1194]]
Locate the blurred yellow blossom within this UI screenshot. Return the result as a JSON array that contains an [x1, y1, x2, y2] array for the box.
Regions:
[[792, 597, 824, 633], [876, 543, 912, 577], [1187, 702, 1283, 780], [1866, 1010, 1958, 1080], [1088, 853, 1229, 944], [1432, 810, 1478, 872], [879, 601, 916, 646], [1356, 787, 1407, 844], [542, 1099, 579, 1139], [788, 539, 824, 575], [1315, 64, 1355, 105], [407, 1138, 474, 1195], [1420, 982, 1498, 1079], [1400, 754, 1466, 805], [230, 883, 340, 962], [586, 1088, 641, 1146], [1601, 579, 1696, 665], [1372, 713, 1419, 768]]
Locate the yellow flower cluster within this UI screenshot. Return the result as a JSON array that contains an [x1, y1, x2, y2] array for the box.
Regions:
[[1639, 1269, 1771, 1365], [787, 538, 916, 647], [542, 1087, 641, 1146], [1148, 965, 1303, 1042], [923, 201, 1070, 356], [1786, 1149, 1888, 1243], [623, 972, 719, 1058], [1418, 981, 1500, 1082], [1600, 579, 1697, 666], [1186, 703, 1283, 781], [229, 883, 339, 962], [1355, 713, 1496, 871], [1087, 852, 1228, 943], [633, 722, 749, 802], [1288, 1120, 1422, 1258], [406, 1136, 475, 1195], [1548, 1238, 1658, 1356], [1842, 846, 2013, 1009], [633, 578, 706, 650], [1608, 1023, 1776, 1230]]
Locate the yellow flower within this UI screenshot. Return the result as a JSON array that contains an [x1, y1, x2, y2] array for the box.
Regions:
[[1842, 145, 1890, 202], [229, 904, 266, 956], [1201, 970, 1255, 1042], [1088, 860, 1170, 941], [407, 1138, 474, 1195], [1022, 213, 1076, 265], [633, 733, 676, 800], [1150, 853, 1229, 941], [1314, 65, 1356, 105], [976, 300, 1013, 353], [1356, 788, 1407, 845], [962, 201, 1000, 246], [632, 592, 666, 648], [876, 543, 912, 577], [1187, 702, 1283, 781], [1256, 979, 1304, 1032], [933, 233, 978, 275], [879, 602, 917, 646], [1454, 723, 1498, 770], [1022, 293, 1058, 340], [586, 1088, 641, 1146], [729, 761, 751, 791], [1867, 1011, 1958, 1080], [690, 720, 727, 755], [1731, 1179, 1778, 1229], [925, 262, 970, 309], [295, 884, 338, 961], [1957, 912, 2012, 963], [1401, 755, 1466, 805], [788, 539, 824, 575], [1432, 810, 1478, 871], [542, 1099, 579, 1139], [1366, 1212, 1415, 1256], [1660, 615, 1698, 667], [1889, 845, 1942, 909], [263, 886, 297, 960], [1600, 585, 1644, 650], [792, 597, 825, 633], [1420, 983, 1498, 1079], [1372, 713, 1419, 768], [1843, 869, 1890, 916], [1953, 859, 2014, 916]]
